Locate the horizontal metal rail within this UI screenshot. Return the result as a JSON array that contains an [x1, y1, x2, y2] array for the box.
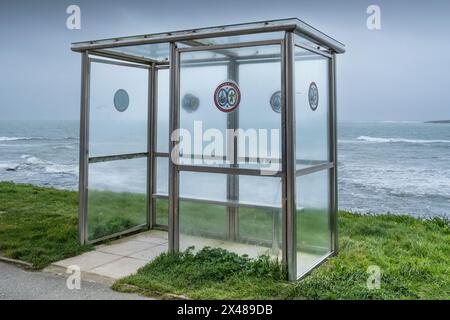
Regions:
[[152, 193, 281, 211], [89, 49, 156, 65], [72, 23, 297, 52], [89, 152, 148, 163], [156, 152, 326, 166], [71, 19, 345, 53], [294, 43, 332, 59], [89, 57, 150, 69], [87, 223, 148, 245], [177, 164, 282, 177], [178, 39, 282, 53], [296, 162, 334, 176]]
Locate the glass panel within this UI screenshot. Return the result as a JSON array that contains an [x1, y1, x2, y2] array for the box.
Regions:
[[155, 199, 168, 227], [178, 45, 281, 171], [154, 156, 168, 227], [156, 157, 168, 195], [239, 175, 282, 207], [87, 158, 147, 241], [156, 68, 170, 153], [238, 61, 281, 171], [107, 42, 170, 62], [180, 171, 226, 202], [89, 61, 148, 157], [178, 63, 227, 165], [178, 32, 284, 49], [294, 46, 330, 169], [179, 172, 281, 259], [296, 170, 331, 276], [238, 207, 281, 249]]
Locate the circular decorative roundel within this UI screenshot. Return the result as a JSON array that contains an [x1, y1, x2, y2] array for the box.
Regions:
[[214, 81, 241, 113], [182, 93, 200, 113], [113, 89, 129, 112], [308, 82, 319, 111], [270, 90, 282, 114]]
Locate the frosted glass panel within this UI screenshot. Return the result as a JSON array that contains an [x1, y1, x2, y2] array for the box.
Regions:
[[294, 47, 330, 168], [239, 175, 281, 207], [156, 157, 168, 195], [89, 61, 148, 157], [238, 59, 281, 171], [180, 171, 226, 201], [157, 68, 170, 153], [296, 170, 331, 276], [178, 45, 281, 169], [179, 63, 228, 164]]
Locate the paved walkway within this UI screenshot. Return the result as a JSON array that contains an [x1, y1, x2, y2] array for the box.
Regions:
[[47, 229, 320, 285], [0, 261, 149, 300], [46, 230, 169, 285]]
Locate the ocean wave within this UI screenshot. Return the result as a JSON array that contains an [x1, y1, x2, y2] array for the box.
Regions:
[[44, 163, 78, 174], [0, 136, 34, 141], [19, 155, 78, 175], [356, 136, 450, 144], [0, 162, 20, 171], [0, 136, 78, 142]]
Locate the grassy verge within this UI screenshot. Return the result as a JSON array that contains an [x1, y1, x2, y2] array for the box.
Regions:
[[1, 182, 448, 299], [0, 182, 92, 269], [114, 213, 449, 300]]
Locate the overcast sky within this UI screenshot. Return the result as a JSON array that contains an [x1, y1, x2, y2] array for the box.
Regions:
[[0, 0, 449, 121]]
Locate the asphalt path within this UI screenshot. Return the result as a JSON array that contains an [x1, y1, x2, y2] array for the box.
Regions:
[[0, 261, 150, 300]]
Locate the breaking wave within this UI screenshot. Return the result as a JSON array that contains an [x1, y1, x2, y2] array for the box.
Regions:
[[356, 136, 450, 144], [19, 155, 78, 175], [0, 136, 78, 142], [0, 136, 34, 141]]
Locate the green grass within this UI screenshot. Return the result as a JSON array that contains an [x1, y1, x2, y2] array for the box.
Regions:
[[114, 213, 450, 300], [1, 181, 448, 299], [0, 182, 92, 269]]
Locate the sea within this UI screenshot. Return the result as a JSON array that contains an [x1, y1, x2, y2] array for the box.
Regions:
[[0, 120, 449, 218]]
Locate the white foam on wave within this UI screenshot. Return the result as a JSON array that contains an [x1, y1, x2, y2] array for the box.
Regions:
[[356, 136, 450, 144], [339, 162, 450, 199], [19, 154, 78, 175], [44, 163, 78, 174], [0, 136, 34, 141], [22, 155, 45, 165]]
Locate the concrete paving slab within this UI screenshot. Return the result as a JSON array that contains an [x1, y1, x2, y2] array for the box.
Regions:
[[131, 234, 169, 245], [48, 229, 328, 287], [89, 257, 148, 279], [52, 251, 121, 271], [96, 240, 154, 256], [128, 245, 168, 261], [145, 230, 168, 239]]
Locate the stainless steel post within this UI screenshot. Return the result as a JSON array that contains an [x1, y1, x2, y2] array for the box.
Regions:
[[330, 53, 338, 254], [78, 51, 90, 245], [227, 59, 239, 241], [168, 43, 180, 252], [147, 63, 157, 229], [283, 32, 297, 280]]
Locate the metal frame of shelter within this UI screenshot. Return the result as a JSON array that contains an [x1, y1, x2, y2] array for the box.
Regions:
[[72, 18, 345, 280]]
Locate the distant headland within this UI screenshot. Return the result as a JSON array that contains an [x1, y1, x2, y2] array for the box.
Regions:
[[424, 120, 450, 124]]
